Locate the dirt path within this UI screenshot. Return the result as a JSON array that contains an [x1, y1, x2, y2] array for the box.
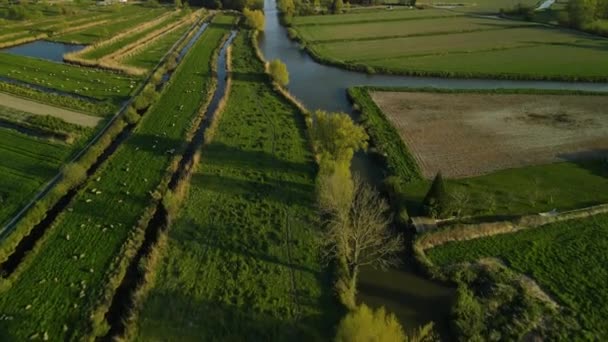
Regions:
[[0, 92, 101, 127]]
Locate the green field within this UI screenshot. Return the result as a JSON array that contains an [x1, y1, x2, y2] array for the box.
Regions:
[[0, 15, 233, 340], [52, 6, 168, 44], [124, 21, 192, 70], [292, 8, 460, 25], [135, 32, 338, 340], [81, 10, 184, 60], [0, 52, 138, 113], [293, 9, 608, 80], [0, 127, 83, 227], [426, 214, 608, 339], [296, 16, 528, 42]]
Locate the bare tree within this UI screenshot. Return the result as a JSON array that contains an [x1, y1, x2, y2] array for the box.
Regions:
[[320, 175, 404, 307]]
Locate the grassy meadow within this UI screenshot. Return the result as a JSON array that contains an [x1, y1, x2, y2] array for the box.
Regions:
[[292, 9, 608, 80], [0, 15, 232, 340], [52, 6, 169, 44], [81, 10, 186, 60], [124, 21, 192, 70], [0, 126, 84, 227], [0, 52, 138, 113], [135, 32, 338, 340], [427, 213, 608, 339]]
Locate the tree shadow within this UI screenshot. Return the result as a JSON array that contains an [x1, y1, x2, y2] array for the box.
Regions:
[[137, 290, 332, 340], [557, 149, 608, 178]]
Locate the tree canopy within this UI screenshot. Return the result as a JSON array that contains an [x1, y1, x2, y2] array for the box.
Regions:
[[335, 304, 406, 342], [268, 59, 289, 87], [243, 8, 265, 31], [311, 110, 368, 167]]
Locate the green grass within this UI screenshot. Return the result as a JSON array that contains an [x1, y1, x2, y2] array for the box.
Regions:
[[418, 0, 540, 12], [82, 11, 184, 60], [124, 21, 192, 70], [51, 6, 169, 44], [294, 10, 608, 80], [296, 16, 528, 42], [0, 15, 233, 341], [135, 32, 338, 341], [0, 127, 81, 227], [402, 160, 608, 218], [292, 8, 460, 25], [427, 213, 608, 339], [0, 52, 138, 113]]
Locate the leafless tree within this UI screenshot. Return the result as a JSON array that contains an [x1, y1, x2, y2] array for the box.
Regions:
[[320, 174, 404, 307]]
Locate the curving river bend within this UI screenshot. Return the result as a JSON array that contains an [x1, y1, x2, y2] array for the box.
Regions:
[[257, 0, 608, 336]]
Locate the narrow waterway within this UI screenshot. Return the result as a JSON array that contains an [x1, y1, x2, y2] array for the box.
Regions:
[[257, 0, 608, 337]]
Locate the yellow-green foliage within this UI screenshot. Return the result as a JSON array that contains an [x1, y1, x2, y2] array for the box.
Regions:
[[335, 304, 406, 342], [268, 58, 289, 87], [243, 8, 265, 31], [311, 110, 368, 166]]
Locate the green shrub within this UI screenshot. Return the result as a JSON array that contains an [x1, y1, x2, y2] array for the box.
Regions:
[[243, 8, 265, 31], [268, 59, 290, 87], [422, 172, 451, 218]]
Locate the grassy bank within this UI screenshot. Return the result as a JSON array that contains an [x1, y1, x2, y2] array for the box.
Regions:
[[135, 31, 339, 340], [0, 15, 232, 340], [426, 213, 608, 339]]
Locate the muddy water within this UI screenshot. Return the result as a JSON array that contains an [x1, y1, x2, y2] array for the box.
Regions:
[[257, 0, 608, 337], [1, 40, 85, 63]]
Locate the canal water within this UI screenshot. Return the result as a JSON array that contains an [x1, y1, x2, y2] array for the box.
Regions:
[[257, 0, 608, 337], [1, 40, 86, 63]]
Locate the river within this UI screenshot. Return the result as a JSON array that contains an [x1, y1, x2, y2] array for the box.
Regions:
[[256, 0, 608, 337]]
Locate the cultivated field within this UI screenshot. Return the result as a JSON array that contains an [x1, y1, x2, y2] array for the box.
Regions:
[[0, 17, 231, 340], [427, 213, 608, 339], [371, 91, 608, 179], [135, 32, 338, 340], [292, 9, 608, 80]]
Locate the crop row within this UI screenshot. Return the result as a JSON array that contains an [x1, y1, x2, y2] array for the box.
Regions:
[[0, 16, 232, 340]]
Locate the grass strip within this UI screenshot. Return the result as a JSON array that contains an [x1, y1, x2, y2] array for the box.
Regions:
[[134, 30, 338, 341]]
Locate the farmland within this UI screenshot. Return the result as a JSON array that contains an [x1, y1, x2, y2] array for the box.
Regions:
[[0, 120, 88, 228], [290, 8, 608, 80], [135, 32, 338, 340], [371, 90, 608, 179], [0, 51, 138, 114], [426, 213, 608, 339], [124, 21, 193, 70], [0, 15, 232, 340], [350, 87, 608, 218]]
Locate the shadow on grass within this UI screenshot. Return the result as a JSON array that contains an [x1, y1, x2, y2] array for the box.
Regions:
[[557, 149, 608, 179], [138, 289, 337, 340]]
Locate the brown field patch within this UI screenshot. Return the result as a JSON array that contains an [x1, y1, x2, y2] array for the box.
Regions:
[[371, 91, 608, 179]]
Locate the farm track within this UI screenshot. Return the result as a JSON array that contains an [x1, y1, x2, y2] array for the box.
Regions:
[[0, 92, 101, 127]]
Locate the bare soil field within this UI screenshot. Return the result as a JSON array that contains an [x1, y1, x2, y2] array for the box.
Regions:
[[0, 92, 101, 127], [371, 91, 608, 178]]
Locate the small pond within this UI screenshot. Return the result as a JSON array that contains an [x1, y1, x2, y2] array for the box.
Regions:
[[1, 40, 86, 63]]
